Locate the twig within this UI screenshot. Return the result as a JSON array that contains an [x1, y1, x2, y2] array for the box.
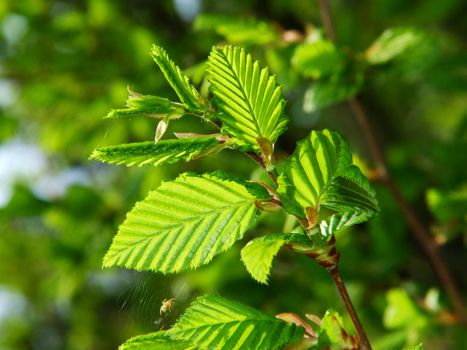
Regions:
[[318, 0, 336, 41], [318, 0, 466, 324], [328, 265, 372, 350]]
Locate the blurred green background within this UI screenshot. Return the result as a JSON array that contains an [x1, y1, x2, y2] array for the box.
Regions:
[[0, 0, 466, 349]]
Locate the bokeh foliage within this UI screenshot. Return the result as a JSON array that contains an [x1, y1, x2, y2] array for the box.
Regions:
[[0, 0, 466, 349]]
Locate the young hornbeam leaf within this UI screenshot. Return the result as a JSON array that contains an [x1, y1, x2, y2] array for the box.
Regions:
[[168, 295, 305, 350], [155, 118, 169, 143], [120, 331, 196, 350], [151, 45, 207, 113], [207, 45, 288, 151], [106, 94, 186, 119], [277, 130, 378, 221], [292, 39, 344, 79], [241, 233, 313, 284], [90, 137, 222, 167], [103, 173, 270, 273]]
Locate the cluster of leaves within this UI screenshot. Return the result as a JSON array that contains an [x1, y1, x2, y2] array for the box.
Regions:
[[92, 41, 380, 349], [2, 1, 466, 349], [193, 14, 436, 113], [191, 17, 467, 347]]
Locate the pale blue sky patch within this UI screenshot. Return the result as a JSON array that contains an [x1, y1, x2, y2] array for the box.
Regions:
[[173, 0, 201, 22]]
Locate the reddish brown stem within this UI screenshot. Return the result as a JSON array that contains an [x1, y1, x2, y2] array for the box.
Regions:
[[328, 265, 372, 350], [318, 0, 466, 324]]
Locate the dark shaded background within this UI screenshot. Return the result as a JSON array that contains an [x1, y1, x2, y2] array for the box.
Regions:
[[0, 0, 466, 349]]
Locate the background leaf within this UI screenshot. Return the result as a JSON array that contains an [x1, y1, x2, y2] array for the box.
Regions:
[[103, 173, 265, 273], [302, 74, 362, 112], [194, 14, 278, 45], [208, 45, 288, 150], [168, 295, 304, 350], [292, 39, 343, 79], [365, 27, 427, 65]]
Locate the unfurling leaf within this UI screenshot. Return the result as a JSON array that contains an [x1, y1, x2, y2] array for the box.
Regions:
[[168, 295, 304, 350], [319, 211, 372, 238], [151, 45, 207, 113], [90, 137, 222, 167], [103, 173, 268, 273], [208, 45, 288, 150], [106, 94, 185, 119]]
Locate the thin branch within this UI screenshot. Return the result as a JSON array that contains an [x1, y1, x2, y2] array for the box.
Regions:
[[318, 0, 466, 325], [328, 265, 372, 350], [349, 96, 467, 325], [318, 0, 336, 41]]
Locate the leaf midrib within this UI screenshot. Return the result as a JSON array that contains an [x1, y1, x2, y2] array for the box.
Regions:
[[113, 199, 256, 251]]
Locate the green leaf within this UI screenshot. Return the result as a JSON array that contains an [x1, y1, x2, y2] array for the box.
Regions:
[[426, 185, 467, 224], [103, 173, 266, 273], [241, 233, 313, 284], [151, 45, 207, 113], [365, 27, 426, 65], [319, 211, 372, 239], [303, 74, 362, 112], [384, 289, 428, 330], [120, 331, 196, 350], [317, 310, 357, 349], [168, 295, 304, 350], [194, 14, 278, 45], [90, 137, 222, 167], [208, 45, 288, 150], [106, 95, 186, 119], [292, 39, 343, 79], [277, 130, 378, 220]]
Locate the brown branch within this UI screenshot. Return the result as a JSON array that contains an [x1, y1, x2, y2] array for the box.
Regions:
[[318, 0, 336, 41], [328, 265, 372, 350], [348, 96, 467, 325], [317, 0, 466, 324]]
